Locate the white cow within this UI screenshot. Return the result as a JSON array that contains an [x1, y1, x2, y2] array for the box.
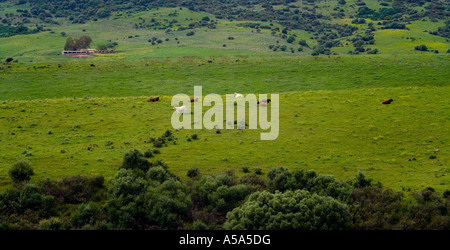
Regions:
[[173, 106, 187, 114]]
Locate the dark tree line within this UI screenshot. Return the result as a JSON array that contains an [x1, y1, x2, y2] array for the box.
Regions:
[[1, 147, 449, 230]]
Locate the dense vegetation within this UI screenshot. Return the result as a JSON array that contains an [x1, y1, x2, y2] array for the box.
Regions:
[[0, 0, 449, 55], [0, 23, 39, 37], [1, 147, 449, 230]]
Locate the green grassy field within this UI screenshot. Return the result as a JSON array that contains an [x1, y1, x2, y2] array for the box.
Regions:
[[0, 5, 449, 193], [0, 54, 449, 193]]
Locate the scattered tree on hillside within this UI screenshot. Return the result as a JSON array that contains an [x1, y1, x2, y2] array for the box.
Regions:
[[8, 160, 34, 183], [415, 44, 428, 51], [64, 35, 92, 50]]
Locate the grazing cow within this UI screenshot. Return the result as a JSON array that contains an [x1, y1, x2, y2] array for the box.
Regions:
[[190, 98, 199, 102], [382, 99, 393, 104], [234, 92, 244, 98], [257, 98, 271, 104], [173, 106, 187, 114], [147, 96, 160, 102]]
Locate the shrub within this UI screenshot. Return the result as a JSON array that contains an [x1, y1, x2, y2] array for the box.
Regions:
[[354, 171, 372, 188], [19, 184, 42, 209], [286, 36, 295, 43], [367, 48, 378, 54], [224, 190, 352, 230], [144, 179, 192, 229], [241, 166, 249, 173], [240, 173, 266, 191], [144, 149, 153, 158], [8, 160, 34, 183], [298, 40, 309, 47], [44, 175, 104, 204], [208, 184, 251, 212], [73, 202, 101, 227], [443, 190, 450, 198], [5, 57, 13, 63], [147, 166, 172, 184], [350, 187, 404, 229], [191, 134, 198, 140], [193, 220, 209, 230], [415, 44, 428, 51], [266, 167, 295, 192], [254, 168, 262, 175], [293, 169, 353, 203], [186, 31, 195, 36], [187, 168, 199, 178], [120, 149, 150, 172], [163, 129, 173, 138]]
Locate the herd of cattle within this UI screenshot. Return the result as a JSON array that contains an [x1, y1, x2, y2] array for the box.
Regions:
[[147, 94, 394, 111]]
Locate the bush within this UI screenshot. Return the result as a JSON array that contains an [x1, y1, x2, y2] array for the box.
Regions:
[[366, 48, 378, 54], [208, 184, 251, 212], [44, 175, 104, 204], [191, 134, 198, 140], [120, 149, 150, 172], [293, 170, 353, 203], [298, 40, 309, 47], [286, 36, 295, 43], [354, 171, 372, 188], [193, 220, 209, 230], [224, 190, 352, 230], [144, 179, 192, 229], [241, 166, 249, 173], [187, 168, 199, 178], [19, 184, 42, 209], [144, 149, 153, 158], [73, 202, 101, 227], [415, 44, 428, 51], [266, 167, 295, 192], [147, 166, 172, 184], [5, 57, 13, 63], [163, 129, 172, 138], [8, 160, 34, 183], [240, 173, 265, 191], [186, 31, 195, 36]]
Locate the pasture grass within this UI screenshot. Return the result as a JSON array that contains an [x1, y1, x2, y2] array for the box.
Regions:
[[0, 85, 448, 193]]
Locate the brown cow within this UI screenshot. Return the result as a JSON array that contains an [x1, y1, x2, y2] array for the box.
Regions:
[[382, 99, 393, 104], [147, 96, 160, 102]]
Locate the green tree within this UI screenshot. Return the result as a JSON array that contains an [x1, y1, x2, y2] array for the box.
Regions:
[[224, 190, 352, 230], [64, 37, 76, 50], [266, 167, 295, 192], [120, 149, 150, 172], [144, 179, 192, 228], [8, 160, 34, 183], [353, 171, 372, 188], [74, 35, 92, 50]]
